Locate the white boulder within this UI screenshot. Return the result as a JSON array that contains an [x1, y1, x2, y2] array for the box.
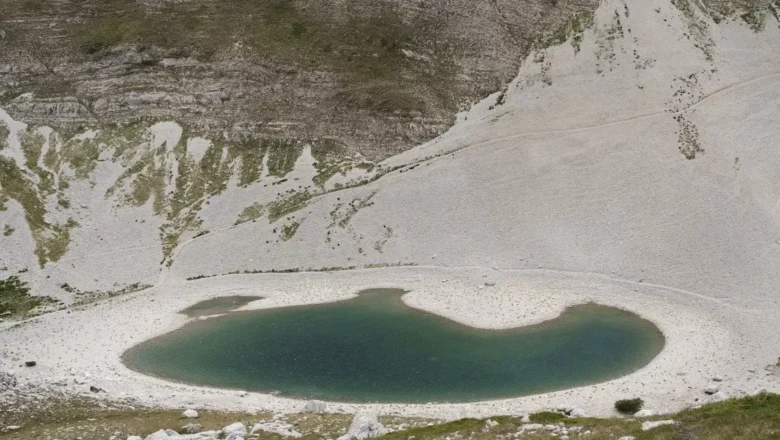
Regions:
[[618, 437, 636, 440], [144, 430, 174, 440], [302, 400, 328, 413], [127, 436, 143, 440], [222, 422, 247, 436], [482, 419, 499, 432], [182, 409, 199, 419], [641, 420, 676, 431], [337, 412, 388, 440]]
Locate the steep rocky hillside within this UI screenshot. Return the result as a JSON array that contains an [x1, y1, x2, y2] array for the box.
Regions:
[[0, 0, 598, 160], [0, 0, 779, 306]]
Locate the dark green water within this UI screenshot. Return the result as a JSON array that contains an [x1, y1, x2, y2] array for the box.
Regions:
[[124, 289, 664, 403]]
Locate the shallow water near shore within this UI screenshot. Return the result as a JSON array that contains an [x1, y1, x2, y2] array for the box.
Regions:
[[124, 289, 664, 403]]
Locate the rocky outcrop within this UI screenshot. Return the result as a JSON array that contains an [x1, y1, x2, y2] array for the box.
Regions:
[[337, 412, 388, 440], [0, 0, 599, 162]]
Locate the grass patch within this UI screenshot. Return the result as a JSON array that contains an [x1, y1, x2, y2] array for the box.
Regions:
[[281, 219, 301, 241], [267, 189, 312, 223], [0, 276, 60, 318], [0, 156, 77, 266], [235, 203, 265, 225], [529, 411, 566, 423]]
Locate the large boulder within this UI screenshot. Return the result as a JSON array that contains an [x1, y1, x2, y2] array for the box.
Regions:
[[182, 409, 199, 419], [222, 422, 247, 437], [302, 400, 327, 413], [144, 430, 174, 440], [337, 412, 388, 440]]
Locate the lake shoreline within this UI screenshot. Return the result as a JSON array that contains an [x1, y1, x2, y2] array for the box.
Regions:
[[122, 289, 664, 403], [0, 266, 771, 419]]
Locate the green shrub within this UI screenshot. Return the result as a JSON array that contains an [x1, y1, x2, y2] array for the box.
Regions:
[[0, 276, 58, 317], [615, 398, 644, 415], [529, 411, 566, 423]]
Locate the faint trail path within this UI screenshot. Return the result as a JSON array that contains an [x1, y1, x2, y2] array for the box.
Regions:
[[159, 69, 780, 283]]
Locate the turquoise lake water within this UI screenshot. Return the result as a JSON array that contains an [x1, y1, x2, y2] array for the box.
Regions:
[[123, 289, 664, 403]]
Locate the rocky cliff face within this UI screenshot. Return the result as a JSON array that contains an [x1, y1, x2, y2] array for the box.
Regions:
[[0, 0, 598, 161]]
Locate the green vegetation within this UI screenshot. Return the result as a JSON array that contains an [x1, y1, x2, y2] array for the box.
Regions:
[[63, 0, 456, 116], [227, 136, 268, 187], [281, 219, 302, 241], [0, 125, 9, 148], [267, 189, 312, 223], [311, 138, 354, 187], [235, 203, 265, 225], [0, 156, 78, 266], [615, 398, 644, 415], [0, 275, 60, 318], [671, 0, 715, 61], [534, 11, 595, 54], [3, 394, 780, 440], [3, 225, 14, 236], [528, 411, 567, 423], [675, 114, 704, 160], [266, 139, 304, 178], [329, 191, 377, 228], [71, 282, 151, 306]]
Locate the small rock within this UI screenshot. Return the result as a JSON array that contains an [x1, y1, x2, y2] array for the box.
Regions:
[[708, 391, 730, 403], [127, 436, 143, 440], [24, 361, 36, 367], [704, 386, 719, 395], [641, 420, 676, 431], [5, 426, 21, 432], [238, 391, 248, 397], [618, 437, 636, 440], [302, 400, 327, 413], [567, 408, 587, 418], [182, 409, 199, 419], [484, 281, 496, 287], [482, 419, 499, 432], [181, 423, 201, 433], [712, 376, 723, 382], [90, 385, 104, 393]]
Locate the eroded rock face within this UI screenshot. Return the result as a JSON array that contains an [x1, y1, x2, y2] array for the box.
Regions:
[[0, 0, 599, 162]]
